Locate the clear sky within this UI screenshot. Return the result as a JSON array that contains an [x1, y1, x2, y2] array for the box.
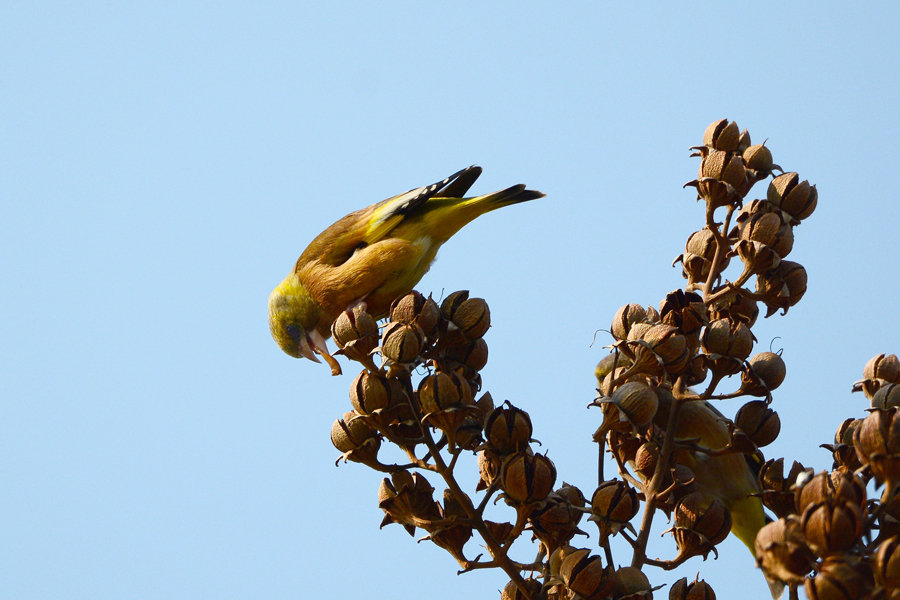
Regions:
[[3, 3, 898, 599]]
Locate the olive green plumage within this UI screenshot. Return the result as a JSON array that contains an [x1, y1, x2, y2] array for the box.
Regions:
[[269, 166, 542, 362]]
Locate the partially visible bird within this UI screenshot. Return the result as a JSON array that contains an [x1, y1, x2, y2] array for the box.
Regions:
[[594, 360, 768, 554], [269, 166, 543, 369]]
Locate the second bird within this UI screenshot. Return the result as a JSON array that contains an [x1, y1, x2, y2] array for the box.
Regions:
[[268, 165, 543, 371]]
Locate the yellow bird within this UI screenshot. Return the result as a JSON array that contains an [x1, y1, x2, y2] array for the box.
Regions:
[[269, 166, 543, 367], [595, 361, 767, 553]]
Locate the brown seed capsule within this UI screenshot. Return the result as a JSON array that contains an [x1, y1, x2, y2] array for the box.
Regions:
[[873, 383, 900, 409], [743, 144, 774, 175], [669, 576, 716, 600], [701, 318, 754, 359], [418, 370, 472, 414], [795, 469, 867, 515], [441, 291, 490, 340], [864, 353, 900, 383], [756, 261, 807, 316], [559, 549, 613, 600], [741, 351, 787, 396], [331, 411, 381, 465], [590, 480, 639, 539], [611, 381, 659, 429], [700, 149, 747, 189], [673, 492, 732, 559], [804, 556, 873, 600], [853, 408, 900, 486], [331, 306, 379, 361], [378, 471, 441, 534], [501, 452, 556, 505], [477, 448, 503, 491], [710, 291, 759, 328], [530, 491, 582, 551], [768, 172, 818, 221], [875, 536, 900, 588], [500, 578, 542, 600], [679, 227, 729, 285], [349, 370, 393, 414], [612, 303, 658, 340], [380, 321, 423, 364], [444, 337, 489, 372], [702, 119, 741, 152], [738, 211, 794, 259], [800, 498, 864, 556], [390, 291, 440, 337], [610, 566, 652, 598], [660, 289, 708, 338], [734, 400, 781, 447], [754, 516, 817, 586], [759, 458, 808, 518], [484, 402, 533, 454], [634, 441, 660, 480]]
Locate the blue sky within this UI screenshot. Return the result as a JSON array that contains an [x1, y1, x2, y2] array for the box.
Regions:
[[3, 3, 898, 599]]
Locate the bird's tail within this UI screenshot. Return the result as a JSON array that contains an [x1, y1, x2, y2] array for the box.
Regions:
[[475, 184, 545, 208]]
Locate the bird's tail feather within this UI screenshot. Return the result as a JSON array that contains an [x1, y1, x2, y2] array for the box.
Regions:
[[475, 184, 545, 208]]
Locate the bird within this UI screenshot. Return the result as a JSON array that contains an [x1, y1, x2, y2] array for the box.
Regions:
[[269, 166, 543, 371], [594, 360, 767, 554]]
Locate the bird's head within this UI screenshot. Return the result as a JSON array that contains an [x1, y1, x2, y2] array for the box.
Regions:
[[268, 275, 329, 361]]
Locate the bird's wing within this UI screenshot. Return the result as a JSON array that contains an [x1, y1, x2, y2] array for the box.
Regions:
[[362, 165, 481, 245]]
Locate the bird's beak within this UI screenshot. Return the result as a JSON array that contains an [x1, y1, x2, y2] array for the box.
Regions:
[[297, 336, 321, 362]]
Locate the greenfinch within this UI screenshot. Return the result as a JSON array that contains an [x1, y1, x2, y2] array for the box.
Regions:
[[595, 361, 767, 554], [269, 166, 543, 368]]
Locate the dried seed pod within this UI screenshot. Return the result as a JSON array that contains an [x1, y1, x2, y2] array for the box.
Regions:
[[610, 381, 659, 429], [441, 291, 490, 340], [660, 289, 708, 339], [612, 303, 657, 340], [758, 458, 807, 518], [756, 261, 808, 316], [501, 452, 556, 505], [380, 321, 423, 364], [418, 370, 472, 414], [873, 383, 900, 410], [702, 318, 754, 375], [331, 306, 379, 361], [633, 441, 660, 480], [669, 575, 716, 600], [390, 291, 440, 337], [800, 498, 864, 555], [743, 143, 774, 175], [378, 471, 441, 534], [738, 210, 794, 259], [702, 119, 741, 152], [590, 479, 639, 539], [700, 149, 747, 189], [768, 172, 818, 221], [734, 400, 781, 447], [610, 566, 652, 599], [754, 516, 817, 586], [710, 291, 759, 328], [673, 492, 732, 560], [484, 402, 533, 454], [804, 556, 874, 600], [864, 353, 900, 383], [853, 408, 900, 487], [530, 491, 582, 551], [875, 536, 900, 589], [795, 469, 867, 515], [349, 369, 393, 414], [444, 337, 489, 373], [829, 419, 865, 472], [559, 549, 613, 600], [500, 578, 542, 600], [679, 227, 729, 285], [477, 448, 503, 491], [741, 351, 787, 396], [331, 411, 381, 465]]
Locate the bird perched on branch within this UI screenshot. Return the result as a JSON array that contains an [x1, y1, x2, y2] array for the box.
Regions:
[[269, 166, 543, 372]]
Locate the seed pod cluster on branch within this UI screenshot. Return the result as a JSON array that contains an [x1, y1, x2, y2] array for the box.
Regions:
[[321, 121, 838, 600], [751, 352, 900, 600]]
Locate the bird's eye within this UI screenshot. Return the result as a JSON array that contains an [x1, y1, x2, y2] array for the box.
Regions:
[[285, 323, 305, 342]]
